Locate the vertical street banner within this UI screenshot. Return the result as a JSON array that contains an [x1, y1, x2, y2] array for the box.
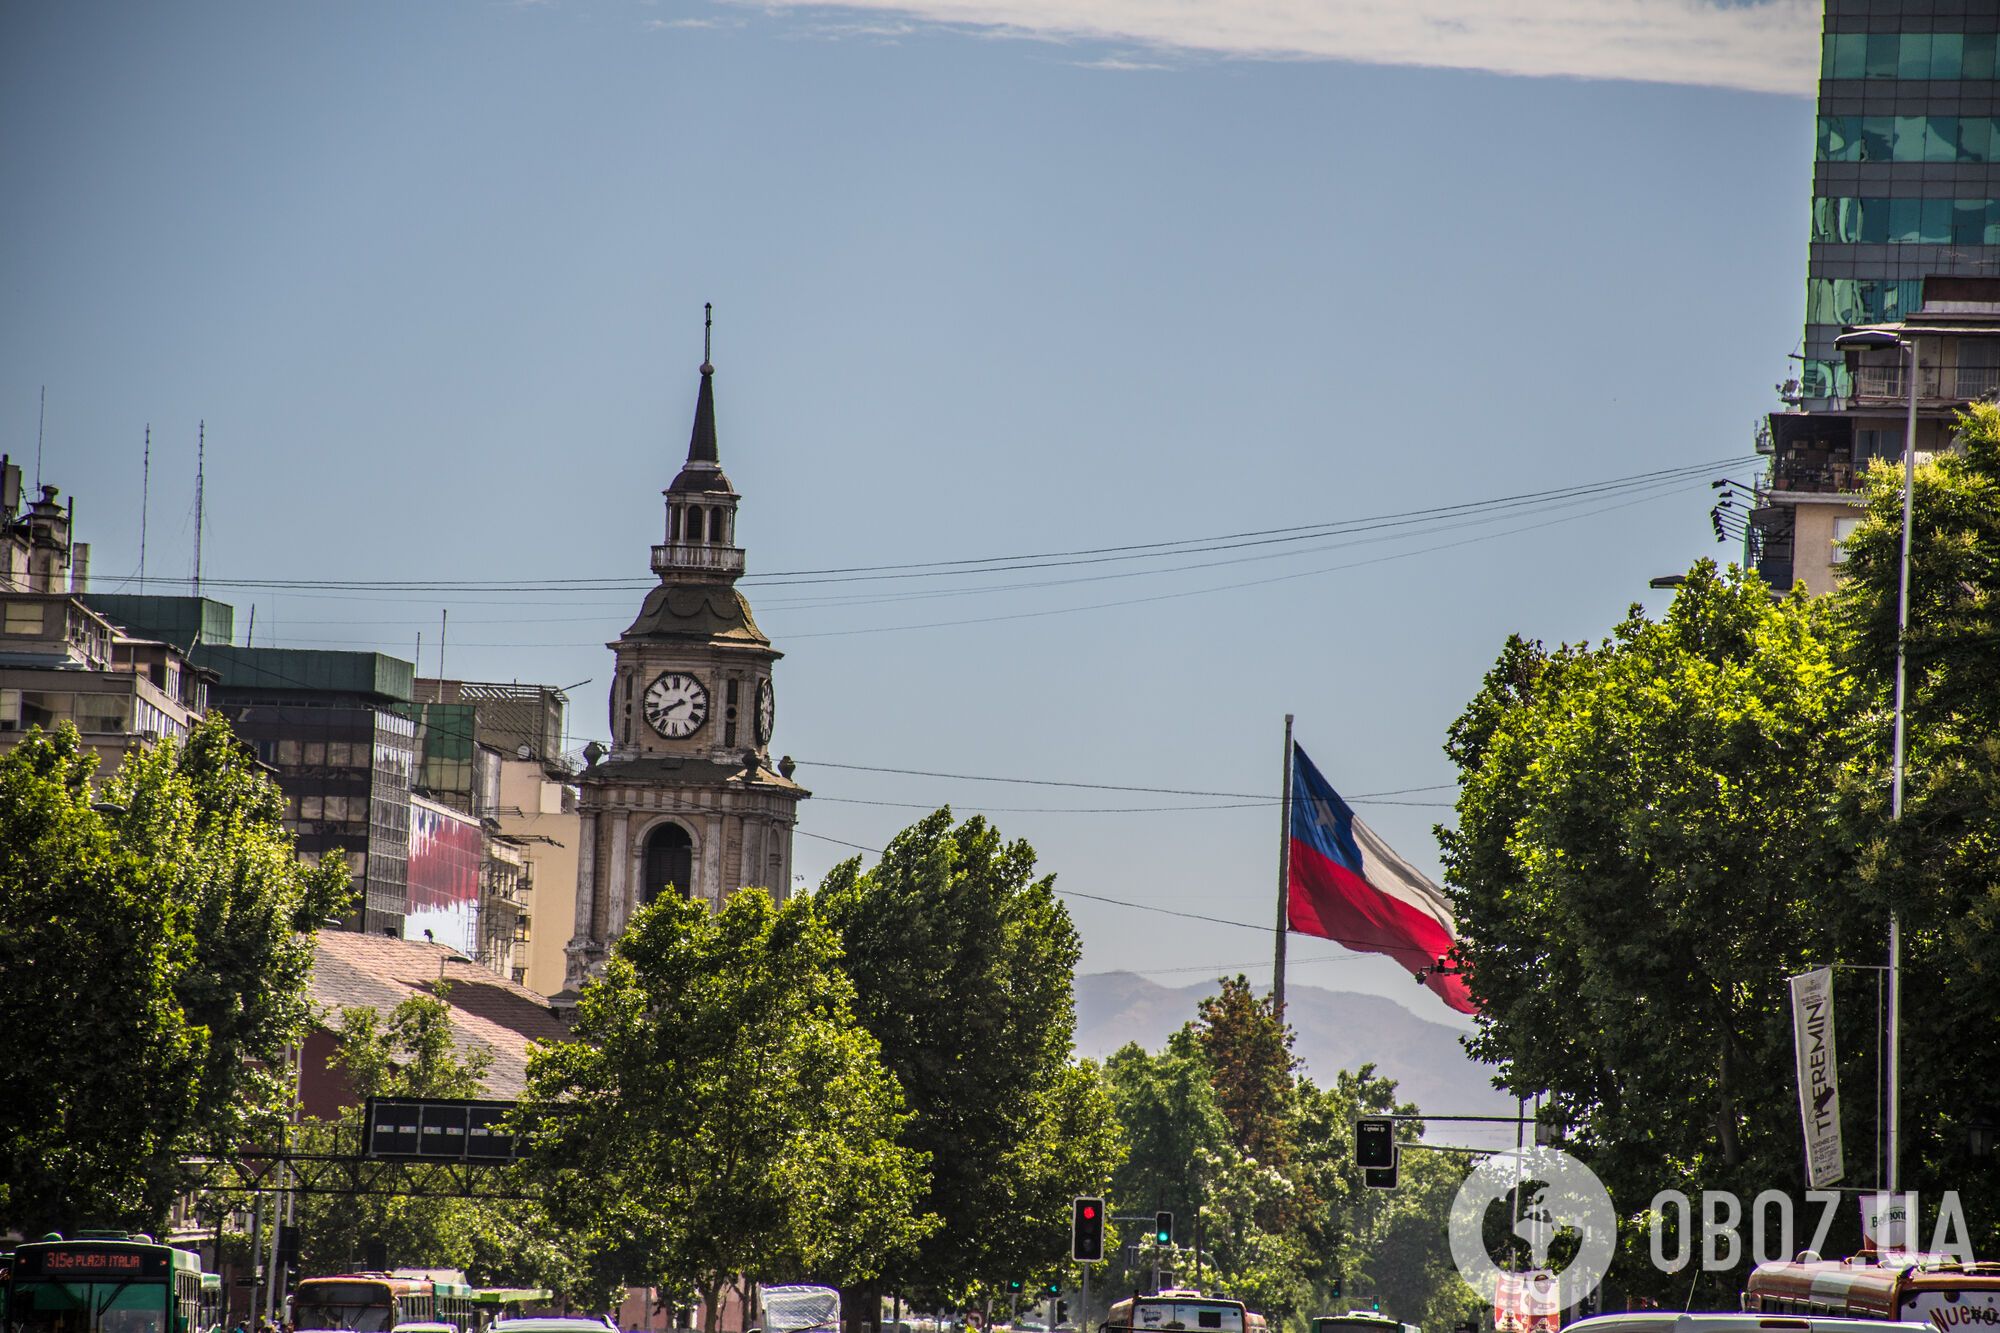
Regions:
[[1788, 967, 1845, 1188]]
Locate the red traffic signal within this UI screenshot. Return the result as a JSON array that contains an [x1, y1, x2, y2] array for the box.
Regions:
[[1071, 1195, 1105, 1262]]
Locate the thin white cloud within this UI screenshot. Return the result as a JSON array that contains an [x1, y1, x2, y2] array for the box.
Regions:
[[1072, 55, 1175, 71], [643, 14, 744, 26], [735, 0, 1820, 94]]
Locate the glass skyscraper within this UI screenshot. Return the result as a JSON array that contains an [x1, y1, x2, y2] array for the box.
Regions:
[[1804, 1, 2000, 403]]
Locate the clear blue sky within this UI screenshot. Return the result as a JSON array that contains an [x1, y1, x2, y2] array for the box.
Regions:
[[1, 0, 1813, 1024]]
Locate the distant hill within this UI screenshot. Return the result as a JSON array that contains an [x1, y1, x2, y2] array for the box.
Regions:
[[1074, 972, 1516, 1121]]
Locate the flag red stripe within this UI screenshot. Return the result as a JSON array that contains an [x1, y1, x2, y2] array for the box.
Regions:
[[1287, 837, 1475, 1014]]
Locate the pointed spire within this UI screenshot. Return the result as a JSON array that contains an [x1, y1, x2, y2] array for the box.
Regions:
[[687, 302, 719, 465]]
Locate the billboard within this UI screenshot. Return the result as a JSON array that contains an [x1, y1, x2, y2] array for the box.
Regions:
[[407, 795, 481, 954]]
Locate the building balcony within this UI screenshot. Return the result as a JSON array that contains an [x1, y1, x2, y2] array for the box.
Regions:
[[650, 542, 745, 577], [1850, 364, 2000, 405], [1768, 458, 1862, 495]]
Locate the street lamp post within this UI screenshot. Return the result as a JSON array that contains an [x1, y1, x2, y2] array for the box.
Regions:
[[1834, 326, 1920, 1195]]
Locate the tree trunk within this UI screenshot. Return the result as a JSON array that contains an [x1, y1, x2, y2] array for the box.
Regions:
[[1716, 1029, 1742, 1168], [704, 1281, 725, 1333]]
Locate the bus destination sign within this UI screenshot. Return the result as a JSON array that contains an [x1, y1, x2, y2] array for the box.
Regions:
[[14, 1248, 169, 1279]]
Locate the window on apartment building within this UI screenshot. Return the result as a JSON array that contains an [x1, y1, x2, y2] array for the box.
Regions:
[[1833, 516, 1864, 565], [4, 603, 42, 635], [73, 694, 130, 733]]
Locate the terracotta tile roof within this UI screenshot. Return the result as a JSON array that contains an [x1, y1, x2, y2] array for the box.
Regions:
[[307, 931, 570, 1098]]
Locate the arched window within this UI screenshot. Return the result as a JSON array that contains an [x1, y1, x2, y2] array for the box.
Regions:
[[695, 507, 709, 542], [643, 823, 695, 904], [669, 506, 681, 541]]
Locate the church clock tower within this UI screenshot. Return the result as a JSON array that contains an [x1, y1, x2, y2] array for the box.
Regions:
[[564, 310, 808, 992]]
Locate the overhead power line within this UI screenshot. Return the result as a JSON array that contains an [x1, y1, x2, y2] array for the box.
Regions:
[[108, 456, 1752, 596], [794, 758, 1453, 802]]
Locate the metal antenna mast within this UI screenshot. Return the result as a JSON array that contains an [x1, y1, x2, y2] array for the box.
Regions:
[[193, 421, 205, 597], [140, 425, 151, 585]]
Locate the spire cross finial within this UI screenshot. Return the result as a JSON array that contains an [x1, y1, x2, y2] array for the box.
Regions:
[[703, 302, 713, 371]]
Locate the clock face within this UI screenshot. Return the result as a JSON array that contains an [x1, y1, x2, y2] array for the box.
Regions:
[[755, 678, 775, 745], [643, 671, 709, 738]]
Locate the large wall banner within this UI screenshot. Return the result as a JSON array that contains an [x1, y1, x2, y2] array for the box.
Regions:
[[407, 795, 482, 956]]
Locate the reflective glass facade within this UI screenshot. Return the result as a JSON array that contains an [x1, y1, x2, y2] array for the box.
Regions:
[[230, 701, 415, 936], [1804, 0, 2000, 402]]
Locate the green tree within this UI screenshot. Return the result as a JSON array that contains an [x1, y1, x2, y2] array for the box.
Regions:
[[815, 809, 1123, 1309], [1187, 977, 1297, 1172], [1104, 1041, 1231, 1236], [1440, 562, 1866, 1301], [521, 889, 931, 1333], [0, 717, 348, 1233], [1833, 404, 2000, 1252], [1103, 1017, 1475, 1331]]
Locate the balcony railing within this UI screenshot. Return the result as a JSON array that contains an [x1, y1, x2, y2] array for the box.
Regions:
[[650, 542, 745, 577], [1769, 459, 1861, 495], [1850, 364, 2000, 404]]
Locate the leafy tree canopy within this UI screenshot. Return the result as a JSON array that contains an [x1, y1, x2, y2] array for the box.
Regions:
[[1441, 561, 1867, 1300], [0, 717, 349, 1233], [1831, 404, 2000, 1249], [815, 809, 1122, 1307], [521, 889, 932, 1332]]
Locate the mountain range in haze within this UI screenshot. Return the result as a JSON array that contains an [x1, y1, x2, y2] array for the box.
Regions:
[[1075, 972, 1518, 1131]]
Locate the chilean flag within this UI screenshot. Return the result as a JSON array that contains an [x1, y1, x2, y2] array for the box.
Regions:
[[1287, 744, 1476, 1015]]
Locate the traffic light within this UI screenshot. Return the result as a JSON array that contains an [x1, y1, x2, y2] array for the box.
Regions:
[[1154, 1211, 1173, 1245], [1355, 1116, 1396, 1169], [1045, 1283, 1061, 1297], [1008, 1281, 1025, 1294], [1329, 1273, 1343, 1300], [1071, 1195, 1105, 1262], [1364, 1158, 1399, 1190], [1057, 1304, 1069, 1325]]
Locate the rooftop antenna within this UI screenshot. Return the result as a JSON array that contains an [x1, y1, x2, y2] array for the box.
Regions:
[[193, 420, 205, 598], [703, 301, 713, 369], [245, 604, 255, 648], [35, 387, 45, 491], [438, 608, 448, 683], [140, 425, 151, 586]]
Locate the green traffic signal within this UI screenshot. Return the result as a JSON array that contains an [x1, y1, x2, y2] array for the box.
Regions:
[[1045, 1284, 1061, 1296], [1008, 1281, 1024, 1293]]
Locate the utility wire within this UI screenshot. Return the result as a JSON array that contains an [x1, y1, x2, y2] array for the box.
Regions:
[[796, 759, 1451, 802], [109, 456, 1750, 596]]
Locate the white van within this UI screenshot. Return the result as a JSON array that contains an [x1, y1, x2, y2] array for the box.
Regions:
[[1564, 1314, 1934, 1333]]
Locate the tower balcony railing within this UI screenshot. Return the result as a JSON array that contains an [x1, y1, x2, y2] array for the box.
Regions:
[[1850, 364, 2000, 405], [651, 543, 746, 577], [1768, 458, 1862, 495]]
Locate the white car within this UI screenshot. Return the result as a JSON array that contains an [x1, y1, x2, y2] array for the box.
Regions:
[[488, 1319, 619, 1333]]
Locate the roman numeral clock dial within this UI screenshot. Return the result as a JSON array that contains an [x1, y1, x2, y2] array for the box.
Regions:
[[643, 671, 709, 738]]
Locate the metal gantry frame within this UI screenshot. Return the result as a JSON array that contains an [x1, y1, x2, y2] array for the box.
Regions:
[[178, 1150, 537, 1199]]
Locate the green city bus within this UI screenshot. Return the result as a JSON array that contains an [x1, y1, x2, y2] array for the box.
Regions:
[[5, 1233, 217, 1333]]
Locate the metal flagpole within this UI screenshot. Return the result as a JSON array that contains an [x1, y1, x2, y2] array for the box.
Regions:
[[1273, 713, 1295, 1017]]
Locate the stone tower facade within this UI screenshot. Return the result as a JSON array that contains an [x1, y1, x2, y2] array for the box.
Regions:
[[562, 326, 807, 993]]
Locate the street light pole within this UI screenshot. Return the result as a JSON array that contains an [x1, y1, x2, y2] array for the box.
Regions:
[[1834, 326, 1920, 1195]]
